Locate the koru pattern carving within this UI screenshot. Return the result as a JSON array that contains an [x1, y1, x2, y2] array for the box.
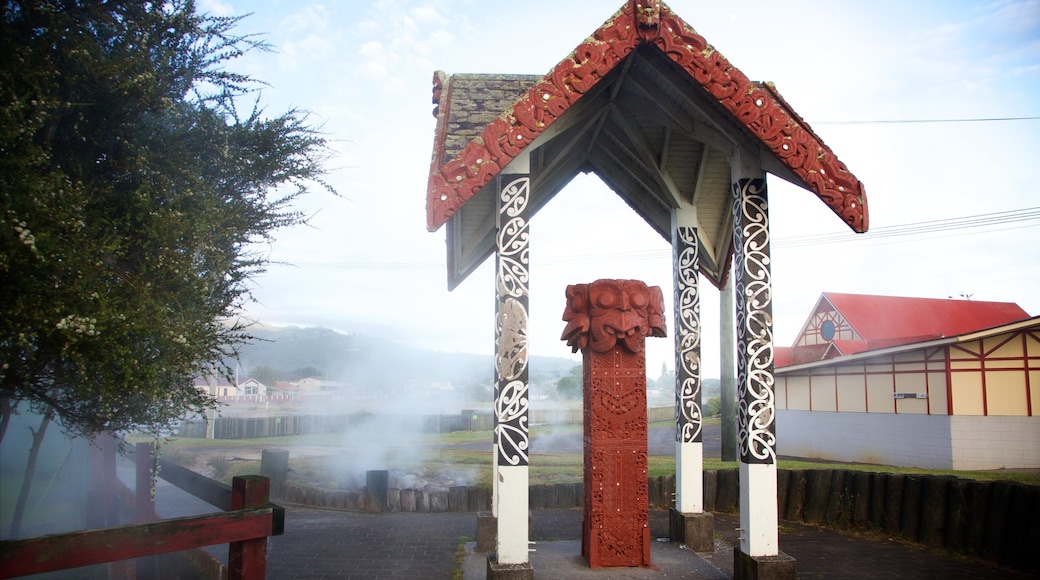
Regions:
[[562, 279, 665, 567], [495, 175, 530, 467], [673, 226, 702, 444], [732, 178, 777, 465], [428, 1, 866, 233]]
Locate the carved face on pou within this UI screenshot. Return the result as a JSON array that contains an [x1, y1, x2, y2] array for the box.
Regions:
[[561, 279, 666, 354]]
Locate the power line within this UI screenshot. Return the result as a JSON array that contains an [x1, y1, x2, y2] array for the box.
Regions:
[[773, 206, 1040, 249], [285, 206, 1040, 270], [814, 116, 1040, 126]]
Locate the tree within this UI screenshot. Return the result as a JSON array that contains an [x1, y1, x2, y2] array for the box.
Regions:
[[705, 396, 722, 418], [250, 365, 283, 387], [556, 365, 583, 399], [288, 366, 324, 380], [1, 1, 334, 534]]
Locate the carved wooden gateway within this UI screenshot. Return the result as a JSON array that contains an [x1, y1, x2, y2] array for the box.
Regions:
[[425, 1, 868, 578], [562, 280, 666, 567]]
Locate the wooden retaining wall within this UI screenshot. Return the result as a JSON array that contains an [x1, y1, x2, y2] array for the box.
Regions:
[[279, 469, 1039, 575], [179, 407, 675, 439]]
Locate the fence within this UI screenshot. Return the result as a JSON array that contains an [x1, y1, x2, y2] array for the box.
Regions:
[[180, 406, 675, 440], [0, 436, 283, 579], [215, 393, 297, 405]]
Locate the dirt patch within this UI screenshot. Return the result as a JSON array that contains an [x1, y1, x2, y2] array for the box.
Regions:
[[167, 443, 343, 480]]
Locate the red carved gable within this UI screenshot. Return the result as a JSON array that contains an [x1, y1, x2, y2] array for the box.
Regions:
[[427, 0, 868, 234]]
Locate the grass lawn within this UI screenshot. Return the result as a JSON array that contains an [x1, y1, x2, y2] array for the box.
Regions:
[[139, 419, 1040, 488]]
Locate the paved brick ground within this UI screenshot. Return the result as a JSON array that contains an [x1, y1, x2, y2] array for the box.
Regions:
[[129, 459, 1036, 579], [267, 509, 471, 579], [265, 506, 1037, 579]]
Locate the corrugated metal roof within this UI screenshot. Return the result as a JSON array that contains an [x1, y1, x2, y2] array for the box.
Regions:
[[822, 292, 1029, 342], [777, 292, 1031, 368]]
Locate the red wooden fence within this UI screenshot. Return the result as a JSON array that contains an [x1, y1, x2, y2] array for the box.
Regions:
[[0, 436, 283, 579]]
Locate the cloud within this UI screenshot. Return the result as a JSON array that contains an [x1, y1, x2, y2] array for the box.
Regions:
[[273, 6, 338, 72], [196, 0, 235, 17], [897, 0, 1040, 98], [358, 40, 394, 78], [351, 0, 456, 83]]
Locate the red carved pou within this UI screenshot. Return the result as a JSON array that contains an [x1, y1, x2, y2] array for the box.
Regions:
[[561, 279, 665, 568]]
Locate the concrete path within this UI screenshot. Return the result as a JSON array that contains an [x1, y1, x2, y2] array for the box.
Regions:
[[268, 506, 1035, 579], [122, 455, 1037, 579]]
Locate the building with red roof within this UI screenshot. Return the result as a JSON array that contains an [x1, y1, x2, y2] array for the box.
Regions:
[[774, 293, 1038, 470], [776, 292, 1030, 366]]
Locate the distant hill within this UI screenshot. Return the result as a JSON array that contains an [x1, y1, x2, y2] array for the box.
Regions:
[[703, 378, 721, 398], [236, 325, 577, 386]]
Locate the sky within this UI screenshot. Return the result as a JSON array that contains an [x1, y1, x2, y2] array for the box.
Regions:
[[200, 0, 1040, 379]]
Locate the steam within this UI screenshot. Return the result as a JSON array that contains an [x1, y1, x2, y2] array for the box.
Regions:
[[0, 408, 91, 540], [327, 413, 479, 491]]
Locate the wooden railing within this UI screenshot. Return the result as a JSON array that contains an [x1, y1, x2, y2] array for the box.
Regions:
[[0, 438, 283, 579]]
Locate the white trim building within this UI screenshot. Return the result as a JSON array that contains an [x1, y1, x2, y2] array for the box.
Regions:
[[774, 294, 1038, 470]]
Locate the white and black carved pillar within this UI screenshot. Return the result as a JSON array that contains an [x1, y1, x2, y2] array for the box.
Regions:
[[731, 175, 782, 561], [673, 223, 703, 512], [668, 211, 715, 551], [493, 173, 531, 568]]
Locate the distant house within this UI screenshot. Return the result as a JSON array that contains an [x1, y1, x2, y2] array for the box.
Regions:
[[773, 293, 1038, 470], [270, 381, 302, 395], [296, 377, 345, 393], [238, 377, 267, 397], [192, 375, 237, 398]]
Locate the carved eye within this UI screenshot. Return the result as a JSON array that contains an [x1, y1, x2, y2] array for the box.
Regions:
[[597, 292, 615, 308], [631, 292, 647, 308]]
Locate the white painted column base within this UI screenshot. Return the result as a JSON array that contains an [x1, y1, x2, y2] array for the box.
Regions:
[[739, 461, 779, 556], [492, 443, 499, 518], [675, 441, 703, 513], [496, 464, 530, 565]]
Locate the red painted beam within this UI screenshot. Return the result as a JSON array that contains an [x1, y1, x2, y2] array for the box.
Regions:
[[0, 508, 274, 579], [229, 476, 271, 580]]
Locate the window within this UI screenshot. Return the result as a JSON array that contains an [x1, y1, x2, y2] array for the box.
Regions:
[[821, 320, 836, 341]]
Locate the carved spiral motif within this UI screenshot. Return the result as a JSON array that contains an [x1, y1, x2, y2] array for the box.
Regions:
[[673, 226, 702, 444], [497, 378, 530, 466], [496, 177, 530, 300], [495, 175, 530, 466], [732, 178, 776, 464]]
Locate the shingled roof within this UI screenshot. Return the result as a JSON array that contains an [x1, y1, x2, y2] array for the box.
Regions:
[[427, 0, 868, 289]]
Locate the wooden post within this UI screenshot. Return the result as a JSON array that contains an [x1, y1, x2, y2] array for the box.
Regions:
[[672, 217, 704, 514], [135, 442, 156, 522], [228, 476, 271, 580], [103, 434, 119, 525], [260, 449, 290, 498], [103, 434, 134, 580], [87, 437, 106, 529], [135, 442, 157, 580], [492, 171, 532, 570], [731, 168, 795, 578], [562, 279, 666, 568]]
